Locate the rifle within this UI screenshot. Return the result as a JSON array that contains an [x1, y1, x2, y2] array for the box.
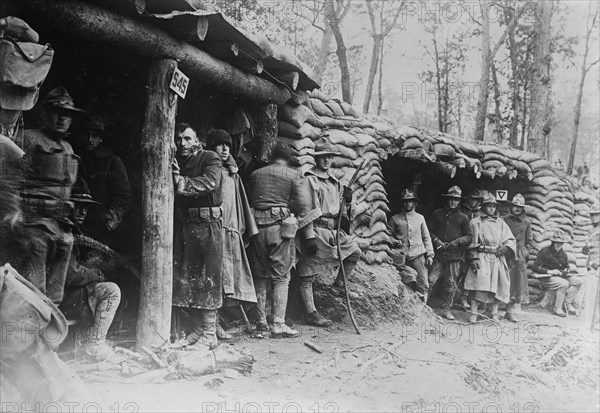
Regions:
[[335, 159, 366, 335]]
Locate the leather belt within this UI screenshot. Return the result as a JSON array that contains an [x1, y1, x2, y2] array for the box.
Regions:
[[184, 206, 222, 221], [21, 197, 73, 219], [314, 217, 336, 230], [253, 206, 291, 227], [477, 245, 496, 254]]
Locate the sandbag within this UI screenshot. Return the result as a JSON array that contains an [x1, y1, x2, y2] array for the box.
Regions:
[[331, 156, 354, 168], [326, 129, 358, 147], [397, 125, 423, 140], [370, 208, 388, 226], [306, 112, 326, 128], [529, 159, 553, 173], [325, 101, 345, 117], [377, 137, 391, 149], [363, 127, 377, 137], [403, 137, 423, 150], [278, 104, 313, 128], [291, 154, 315, 167], [310, 98, 333, 117], [331, 144, 358, 160], [354, 133, 377, 147], [278, 121, 322, 140], [433, 143, 456, 160], [355, 151, 381, 167], [339, 100, 359, 118], [482, 160, 505, 170], [356, 142, 379, 156]]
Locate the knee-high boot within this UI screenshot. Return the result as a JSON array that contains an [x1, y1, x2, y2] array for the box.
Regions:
[[254, 278, 269, 329], [469, 299, 479, 323], [272, 280, 298, 338]]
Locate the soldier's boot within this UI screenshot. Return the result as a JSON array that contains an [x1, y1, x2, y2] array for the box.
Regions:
[[271, 281, 298, 338], [469, 300, 479, 324], [300, 277, 332, 327], [85, 283, 121, 362], [505, 302, 520, 322], [442, 305, 455, 320], [216, 323, 232, 341], [254, 278, 270, 332], [190, 309, 218, 350], [460, 294, 470, 309], [490, 302, 500, 323]]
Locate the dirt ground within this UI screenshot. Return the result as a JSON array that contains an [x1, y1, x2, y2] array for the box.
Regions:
[[84, 303, 599, 413]]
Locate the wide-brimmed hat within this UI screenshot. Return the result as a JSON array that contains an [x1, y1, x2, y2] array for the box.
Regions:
[[42, 86, 85, 113], [442, 185, 462, 198], [70, 178, 100, 205], [551, 231, 568, 243], [481, 193, 498, 205], [507, 193, 526, 208], [400, 189, 419, 203], [312, 140, 341, 157], [464, 189, 484, 200]]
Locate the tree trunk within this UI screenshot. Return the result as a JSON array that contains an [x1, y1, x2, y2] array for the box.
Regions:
[[507, 15, 520, 148], [376, 37, 385, 115], [247, 103, 278, 163], [21, 0, 291, 104], [324, 0, 352, 103], [137, 59, 177, 350], [363, 35, 382, 114], [432, 31, 444, 132], [474, 6, 490, 142], [491, 62, 503, 144], [313, 26, 333, 85], [526, 0, 553, 155]]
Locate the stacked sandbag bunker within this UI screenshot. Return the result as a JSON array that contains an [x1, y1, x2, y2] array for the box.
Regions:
[[572, 188, 599, 269], [276, 92, 393, 265]]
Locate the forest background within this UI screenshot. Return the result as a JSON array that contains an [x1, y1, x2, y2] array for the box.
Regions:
[[210, 0, 599, 183]]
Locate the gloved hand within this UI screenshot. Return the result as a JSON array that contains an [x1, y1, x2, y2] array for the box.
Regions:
[[494, 245, 509, 257], [425, 256, 433, 266], [437, 242, 449, 252], [228, 165, 239, 175], [172, 158, 180, 175], [470, 259, 480, 272], [305, 237, 318, 255], [342, 186, 353, 204], [448, 239, 460, 249]]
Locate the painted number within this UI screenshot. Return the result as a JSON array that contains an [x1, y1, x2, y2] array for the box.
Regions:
[[170, 68, 189, 99]]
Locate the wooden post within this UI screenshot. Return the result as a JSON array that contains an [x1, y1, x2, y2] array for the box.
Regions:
[[137, 59, 178, 349], [247, 103, 278, 163]]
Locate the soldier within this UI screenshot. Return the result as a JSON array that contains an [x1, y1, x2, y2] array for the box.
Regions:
[[248, 143, 319, 338], [59, 180, 121, 361], [461, 189, 483, 221], [172, 123, 223, 348], [464, 194, 516, 323], [77, 116, 131, 249], [206, 129, 258, 340], [502, 194, 536, 322], [583, 208, 600, 272], [296, 141, 361, 326], [532, 231, 583, 317], [389, 189, 434, 301], [13, 86, 84, 304], [427, 186, 473, 320]]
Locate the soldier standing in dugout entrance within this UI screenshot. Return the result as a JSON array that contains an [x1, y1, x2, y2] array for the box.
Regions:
[[427, 186, 473, 320], [248, 143, 319, 338], [13, 86, 84, 304], [172, 123, 223, 349], [295, 140, 361, 327], [502, 194, 536, 322]]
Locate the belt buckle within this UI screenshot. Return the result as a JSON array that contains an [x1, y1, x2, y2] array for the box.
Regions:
[[200, 209, 210, 220]]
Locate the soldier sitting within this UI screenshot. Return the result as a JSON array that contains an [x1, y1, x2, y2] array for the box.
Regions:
[[59, 180, 121, 361]]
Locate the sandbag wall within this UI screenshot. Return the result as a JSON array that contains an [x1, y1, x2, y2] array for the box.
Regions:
[[276, 91, 393, 265], [572, 189, 599, 268]]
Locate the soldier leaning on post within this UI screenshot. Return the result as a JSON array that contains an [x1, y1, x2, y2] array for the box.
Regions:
[[295, 140, 361, 327], [12, 86, 85, 304], [172, 123, 224, 349], [502, 194, 537, 322], [247, 143, 320, 338], [389, 189, 434, 302], [427, 186, 473, 320]]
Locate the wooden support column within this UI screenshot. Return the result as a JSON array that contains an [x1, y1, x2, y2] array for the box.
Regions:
[[247, 103, 278, 162], [137, 59, 178, 349]]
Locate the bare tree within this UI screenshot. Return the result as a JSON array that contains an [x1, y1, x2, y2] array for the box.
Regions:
[[526, 0, 554, 156], [362, 0, 404, 114], [324, 0, 352, 103], [567, 2, 599, 174]]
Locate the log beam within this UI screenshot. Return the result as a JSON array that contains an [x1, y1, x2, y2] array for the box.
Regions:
[[22, 0, 291, 104], [137, 59, 177, 349]]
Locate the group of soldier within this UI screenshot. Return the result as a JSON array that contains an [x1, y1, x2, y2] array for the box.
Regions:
[[172, 125, 359, 347], [390, 186, 600, 322]]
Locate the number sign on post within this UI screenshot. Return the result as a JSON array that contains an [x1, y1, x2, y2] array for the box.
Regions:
[[169, 68, 189, 99]]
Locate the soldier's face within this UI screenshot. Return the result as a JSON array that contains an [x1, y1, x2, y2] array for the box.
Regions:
[[510, 206, 524, 216], [213, 143, 230, 162], [483, 204, 497, 216], [466, 198, 480, 209], [591, 213, 600, 225], [74, 204, 88, 226], [447, 198, 460, 210], [44, 109, 72, 134], [83, 130, 103, 151], [316, 154, 333, 171], [175, 128, 199, 157], [551, 242, 564, 252], [402, 201, 415, 212]]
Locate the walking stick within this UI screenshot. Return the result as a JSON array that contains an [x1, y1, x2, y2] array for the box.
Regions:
[[335, 159, 366, 335]]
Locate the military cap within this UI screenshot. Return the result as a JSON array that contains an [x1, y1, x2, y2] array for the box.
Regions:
[[442, 186, 462, 198], [42, 86, 85, 113], [206, 129, 232, 150], [508, 194, 526, 208], [481, 193, 498, 205], [400, 189, 419, 203], [550, 230, 568, 243], [71, 178, 100, 205], [312, 140, 341, 157]]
